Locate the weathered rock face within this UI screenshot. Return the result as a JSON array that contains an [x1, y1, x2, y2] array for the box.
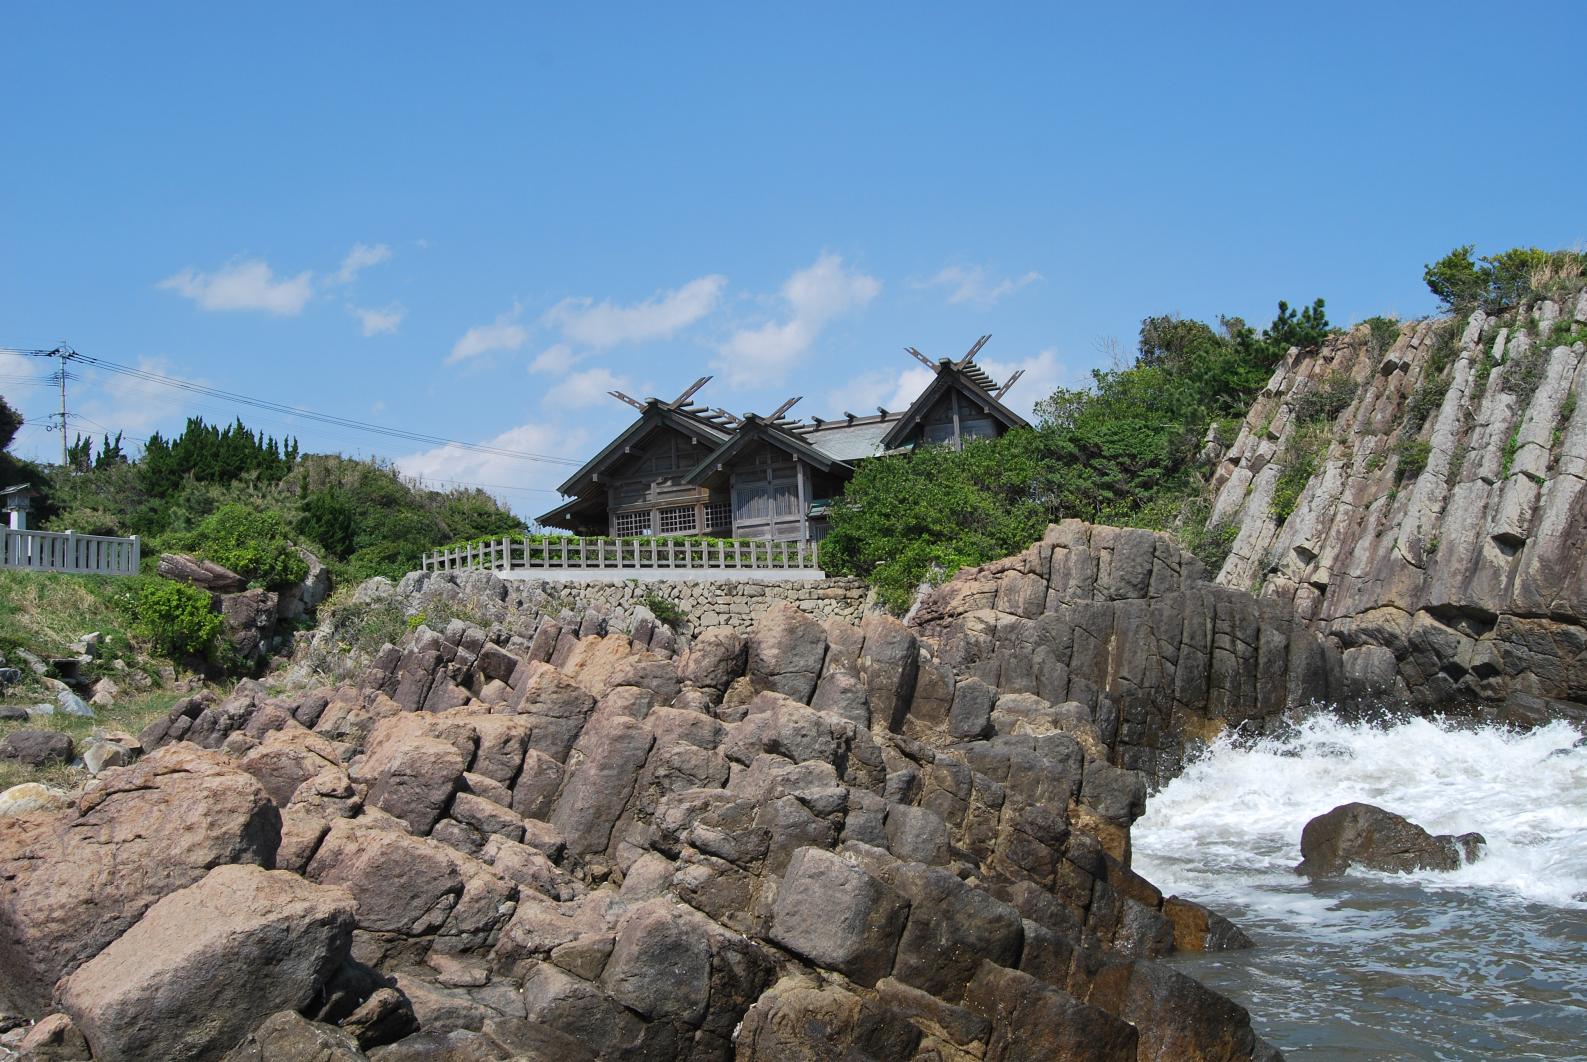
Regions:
[[0, 588, 1283, 1059], [911, 520, 1347, 783], [1205, 289, 1587, 722], [1296, 802, 1485, 878], [0, 745, 280, 1015], [56, 865, 356, 1062]]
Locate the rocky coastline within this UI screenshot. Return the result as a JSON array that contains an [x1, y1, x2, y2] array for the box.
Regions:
[[0, 523, 1306, 1061]]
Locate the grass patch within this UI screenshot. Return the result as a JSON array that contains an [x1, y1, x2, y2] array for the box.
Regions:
[[0, 571, 160, 701], [1396, 438, 1432, 483], [0, 687, 190, 790], [639, 592, 686, 630]]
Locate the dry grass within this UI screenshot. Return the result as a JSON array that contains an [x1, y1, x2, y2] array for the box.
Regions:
[[0, 687, 194, 791]]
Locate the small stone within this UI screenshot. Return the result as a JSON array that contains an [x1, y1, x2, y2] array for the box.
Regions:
[[0, 782, 70, 818], [55, 690, 94, 719], [0, 729, 73, 767]]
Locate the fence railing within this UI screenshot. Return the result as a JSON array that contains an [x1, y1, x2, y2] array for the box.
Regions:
[[1, 528, 141, 576], [422, 535, 821, 574]]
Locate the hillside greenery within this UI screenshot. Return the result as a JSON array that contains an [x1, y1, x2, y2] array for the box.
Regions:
[[42, 417, 525, 585], [0, 410, 524, 672], [825, 298, 1331, 607]]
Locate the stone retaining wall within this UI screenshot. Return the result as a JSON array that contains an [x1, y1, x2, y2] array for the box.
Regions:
[[529, 576, 874, 633]]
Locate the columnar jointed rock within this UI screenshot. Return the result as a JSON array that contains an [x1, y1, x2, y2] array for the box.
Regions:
[[1, 574, 1279, 1059], [911, 520, 1346, 783], [1203, 295, 1587, 723]]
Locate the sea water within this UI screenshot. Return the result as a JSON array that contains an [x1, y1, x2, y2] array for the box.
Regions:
[[1132, 715, 1587, 1060]]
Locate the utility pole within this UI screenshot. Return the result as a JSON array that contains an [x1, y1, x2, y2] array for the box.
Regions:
[[44, 345, 79, 467]]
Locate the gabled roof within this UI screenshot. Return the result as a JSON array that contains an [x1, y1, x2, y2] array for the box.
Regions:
[[803, 416, 899, 462], [552, 402, 731, 498], [682, 414, 850, 487], [878, 354, 1031, 450]]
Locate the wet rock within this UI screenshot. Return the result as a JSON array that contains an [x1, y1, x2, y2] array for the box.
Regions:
[[1297, 801, 1486, 877]]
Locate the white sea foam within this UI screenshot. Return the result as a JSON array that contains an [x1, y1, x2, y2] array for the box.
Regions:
[[1132, 714, 1587, 1057], [1134, 715, 1587, 911]]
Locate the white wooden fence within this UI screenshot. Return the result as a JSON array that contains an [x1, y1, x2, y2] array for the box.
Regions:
[[422, 535, 821, 574], [1, 528, 141, 576]]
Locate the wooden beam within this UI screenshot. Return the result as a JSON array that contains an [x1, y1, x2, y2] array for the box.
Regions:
[[670, 376, 712, 408], [957, 335, 991, 367], [769, 396, 802, 420], [609, 390, 646, 411], [995, 369, 1025, 400], [905, 346, 934, 369]]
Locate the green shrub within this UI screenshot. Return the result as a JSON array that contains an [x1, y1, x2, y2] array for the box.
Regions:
[[1290, 374, 1358, 423], [1396, 438, 1431, 483], [1405, 375, 1450, 430], [640, 592, 686, 630], [1180, 517, 1238, 575], [825, 432, 1058, 612], [1363, 316, 1402, 357], [132, 577, 222, 659], [1270, 457, 1315, 521], [180, 504, 308, 588], [1424, 245, 1587, 312]]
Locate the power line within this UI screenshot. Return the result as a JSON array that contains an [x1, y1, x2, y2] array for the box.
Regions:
[[1, 344, 582, 468]]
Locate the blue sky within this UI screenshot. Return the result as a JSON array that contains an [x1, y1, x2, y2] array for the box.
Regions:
[[3, 2, 1584, 519]]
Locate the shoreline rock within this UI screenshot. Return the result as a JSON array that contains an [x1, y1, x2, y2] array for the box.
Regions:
[[1296, 801, 1486, 878]]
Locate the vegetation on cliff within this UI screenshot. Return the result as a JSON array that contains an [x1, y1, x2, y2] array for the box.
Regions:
[[825, 299, 1331, 606]]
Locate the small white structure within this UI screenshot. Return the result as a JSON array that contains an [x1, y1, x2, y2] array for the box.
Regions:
[[1, 483, 141, 576]]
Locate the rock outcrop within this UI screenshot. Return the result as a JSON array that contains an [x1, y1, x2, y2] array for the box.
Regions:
[[1296, 802, 1485, 878], [911, 520, 1347, 784], [1205, 288, 1587, 722], [0, 567, 1288, 1059]]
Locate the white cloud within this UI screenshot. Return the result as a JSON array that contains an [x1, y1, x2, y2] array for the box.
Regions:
[[529, 343, 578, 375], [348, 302, 405, 336], [157, 259, 314, 315], [542, 366, 629, 409], [448, 304, 529, 364], [919, 265, 1042, 307], [332, 242, 392, 285], [543, 274, 727, 349], [824, 365, 934, 419], [395, 420, 591, 519], [716, 254, 881, 386], [979, 348, 1069, 419]]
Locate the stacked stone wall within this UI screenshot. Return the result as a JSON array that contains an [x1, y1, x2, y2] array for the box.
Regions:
[[525, 577, 873, 634]]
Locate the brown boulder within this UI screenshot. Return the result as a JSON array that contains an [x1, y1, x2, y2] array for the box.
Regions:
[[1297, 802, 1486, 878], [156, 552, 245, 592], [222, 1011, 368, 1061], [747, 603, 828, 703], [57, 865, 356, 1062], [0, 729, 73, 767], [0, 745, 280, 1016]]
